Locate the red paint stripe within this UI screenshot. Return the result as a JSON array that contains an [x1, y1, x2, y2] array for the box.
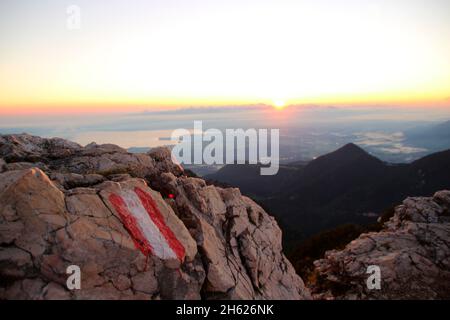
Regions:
[[109, 193, 153, 256], [134, 187, 186, 262]]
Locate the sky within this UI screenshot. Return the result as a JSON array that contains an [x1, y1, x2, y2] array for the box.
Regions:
[[1, 0, 450, 114]]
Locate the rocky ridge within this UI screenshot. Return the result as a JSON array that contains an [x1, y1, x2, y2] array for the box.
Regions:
[[313, 190, 450, 299], [0, 134, 311, 300]]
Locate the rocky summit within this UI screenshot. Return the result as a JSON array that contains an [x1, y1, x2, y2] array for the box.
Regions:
[[0, 134, 310, 300], [1, 133, 449, 300], [313, 191, 450, 299]]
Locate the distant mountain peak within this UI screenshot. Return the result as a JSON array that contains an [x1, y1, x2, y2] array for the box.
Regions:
[[312, 142, 379, 165], [341, 142, 364, 151], [335, 142, 368, 155]]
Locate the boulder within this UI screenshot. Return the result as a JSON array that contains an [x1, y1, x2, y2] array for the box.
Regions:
[[0, 134, 310, 300], [0, 134, 81, 162], [313, 191, 450, 299], [159, 173, 311, 299], [0, 168, 204, 300]]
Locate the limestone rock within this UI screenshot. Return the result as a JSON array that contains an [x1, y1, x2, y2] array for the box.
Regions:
[[4, 161, 49, 172], [50, 172, 105, 189], [159, 173, 311, 299], [148, 147, 183, 177], [0, 168, 204, 300], [0, 133, 156, 179], [0, 133, 81, 162], [98, 178, 198, 264], [0, 134, 310, 300], [0, 158, 5, 172], [83, 142, 128, 156], [313, 191, 450, 299]]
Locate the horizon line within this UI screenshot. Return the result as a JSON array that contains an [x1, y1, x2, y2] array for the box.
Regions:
[[1, 100, 450, 116]]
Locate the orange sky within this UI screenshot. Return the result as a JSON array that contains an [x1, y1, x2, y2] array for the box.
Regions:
[[1, 0, 450, 115]]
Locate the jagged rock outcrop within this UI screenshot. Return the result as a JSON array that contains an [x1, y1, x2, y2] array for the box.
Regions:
[[0, 134, 310, 300], [313, 191, 450, 299]]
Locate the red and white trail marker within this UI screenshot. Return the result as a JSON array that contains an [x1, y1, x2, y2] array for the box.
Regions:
[[109, 187, 185, 262]]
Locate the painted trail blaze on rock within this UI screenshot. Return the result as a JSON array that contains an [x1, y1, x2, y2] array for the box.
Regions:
[[109, 193, 153, 256], [109, 187, 186, 262], [134, 187, 186, 261]]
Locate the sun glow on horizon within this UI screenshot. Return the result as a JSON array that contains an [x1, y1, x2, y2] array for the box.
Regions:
[[273, 100, 286, 110]]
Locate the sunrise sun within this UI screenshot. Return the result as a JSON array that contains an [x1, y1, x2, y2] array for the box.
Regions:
[[273, 100, 286, 109]]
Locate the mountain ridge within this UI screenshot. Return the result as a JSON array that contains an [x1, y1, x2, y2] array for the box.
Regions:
[[206, 142, 450, 244], [1, 133, 449, 300]]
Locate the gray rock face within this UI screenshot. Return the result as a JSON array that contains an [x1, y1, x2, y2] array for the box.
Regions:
[[0, 134, 81, 162], [313, 191, 450, 299], [159, 173, 309, 299], [0, 134, 310, 300]]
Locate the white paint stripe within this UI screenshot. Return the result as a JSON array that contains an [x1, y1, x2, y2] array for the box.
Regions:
[[120, 190, 177, 260]]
